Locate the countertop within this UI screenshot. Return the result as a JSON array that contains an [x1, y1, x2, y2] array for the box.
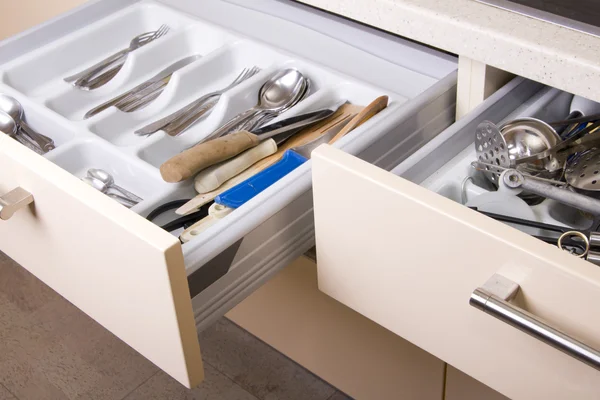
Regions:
[[297, 0, 600, 103]]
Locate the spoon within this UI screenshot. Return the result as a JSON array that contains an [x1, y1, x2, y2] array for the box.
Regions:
[[0, 110, 44, 154], [0, 94, 55, 152], [86, 169, 143, 202], [81, 177, 138, 208], [201, 68, 307, 143]]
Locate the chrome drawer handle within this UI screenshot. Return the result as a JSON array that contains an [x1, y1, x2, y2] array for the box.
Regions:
[[470, 275, 600, 371], [0, 187, 33, 220]]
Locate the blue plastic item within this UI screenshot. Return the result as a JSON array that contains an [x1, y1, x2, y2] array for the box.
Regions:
[[215, 150, 308, 208]]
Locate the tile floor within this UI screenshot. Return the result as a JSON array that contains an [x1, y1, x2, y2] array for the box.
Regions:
[[0, 251, 351, 400]]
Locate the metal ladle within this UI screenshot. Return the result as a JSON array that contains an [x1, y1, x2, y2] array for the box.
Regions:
[[0, 110, 43, 154], [202, 68, 307, 142], [0, 94, 55, 152], [86, 169, 143, 202]]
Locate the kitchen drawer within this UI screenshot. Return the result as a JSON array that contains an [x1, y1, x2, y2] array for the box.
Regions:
[[0, 0, 457, 389], [312, 77, 600, 399]]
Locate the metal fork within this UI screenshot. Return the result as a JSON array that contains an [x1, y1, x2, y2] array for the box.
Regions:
[[65, 25, 170, 88], [135, 66, 261, 136]]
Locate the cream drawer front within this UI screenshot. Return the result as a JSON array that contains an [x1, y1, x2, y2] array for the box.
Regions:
[[312, 84, 600, 398], [0, 135, 203, 387]]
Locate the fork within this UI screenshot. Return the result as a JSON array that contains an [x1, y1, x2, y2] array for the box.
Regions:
[[135, 66, 261, 136], [65, 25, 170, 88]]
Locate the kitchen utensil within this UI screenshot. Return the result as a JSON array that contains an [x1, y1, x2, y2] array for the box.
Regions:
[[469, 207, 592, 256], [179, 203, 234, 243], [84, 54, 202, 119], [81, 177, 139, 208], [199, 68, 308, 143], [555, 96, 600, 137], [66, 25, 170, 88], [193, 139, 278, 194], [329, 96, 388, 143], [86, 169, 143, 202], [175, 103, 364, 216], [215, 113, 355, 209], [513, 120, 600, 166], [565, 149, 600, 191], [498, 117, 563, 204], [159, 100, 347, 183], [146, 199, 212, 233], [0, 94, 55, 152], [500, 118, 562, 170], [81, 63, 123, 91], [135, 66, 261, 136], [500, 169, 600, 216], [475, 121, 511, 183], [466, 191, 540, 235], [0, 110, 43, 153]]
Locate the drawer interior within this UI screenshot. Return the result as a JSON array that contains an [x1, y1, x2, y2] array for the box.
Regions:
[[391, 82, 600, 254], [0, 0, 457, 309]]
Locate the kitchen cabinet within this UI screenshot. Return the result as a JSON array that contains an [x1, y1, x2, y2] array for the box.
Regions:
[[227, 256, 446, 400], [313, 76, 600, 399], [0, 0, 458, 388], [445, 366, 508, 400]]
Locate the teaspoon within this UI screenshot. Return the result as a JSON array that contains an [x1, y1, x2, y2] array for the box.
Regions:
[[0, 94, 55, 152], [0, 110, 43, 154], [87, 169, 143, 202], [201, 68, 307, 143]]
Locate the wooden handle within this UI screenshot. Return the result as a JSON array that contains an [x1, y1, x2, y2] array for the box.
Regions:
[[160, 131, 260, 183], [174, 103, 367, 216], [194, 139, 278, 193], [330, 95, 388, 143]]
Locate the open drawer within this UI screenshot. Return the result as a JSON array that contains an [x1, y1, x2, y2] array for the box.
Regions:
[[313, 77, 600, 399], [0, 0, 458, 389]]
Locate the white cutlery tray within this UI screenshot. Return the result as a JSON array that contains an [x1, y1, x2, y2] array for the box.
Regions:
[[0, 0, 415, 237], [393, 86, 600, 238]]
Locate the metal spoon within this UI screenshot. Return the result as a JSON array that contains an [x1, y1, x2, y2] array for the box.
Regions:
[[81, 177, 138, 208], [86, 169, 143, 202], [0, 110, 43, 153], [201, 68, 307, 143], [0, 94, 55, 152]]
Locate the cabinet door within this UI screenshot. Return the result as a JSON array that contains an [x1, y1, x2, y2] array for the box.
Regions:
[[312, 144, 600, 399]]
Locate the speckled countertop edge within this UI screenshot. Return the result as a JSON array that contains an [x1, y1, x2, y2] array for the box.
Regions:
[[297, 0, 600, 102]]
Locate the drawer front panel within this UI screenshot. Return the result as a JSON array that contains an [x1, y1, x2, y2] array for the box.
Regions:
[[312, 143, 600, 400], [0, 136, 202, 388]]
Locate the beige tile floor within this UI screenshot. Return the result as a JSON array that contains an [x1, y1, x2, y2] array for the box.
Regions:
[[0, 251, 351, 400]]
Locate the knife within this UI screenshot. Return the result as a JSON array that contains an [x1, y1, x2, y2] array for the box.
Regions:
[[159, 99, 347, 183], [84, 54, 202, 119], [214, 114, 354, 209]]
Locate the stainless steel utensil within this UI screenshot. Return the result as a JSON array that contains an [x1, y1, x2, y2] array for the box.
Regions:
[[86, 169, 143, 202], [84, 54, 202, 119], [0, 94, 55, 152], [475, 121, 511, 183], [66, 25, 170, 89], [565, 149, 600, 191], [135, 66, 261, 136], [81, 177, 138, 208], [0, 110, 43, 153], [200, 68, 308, 143], [500, 169, 600, 216]]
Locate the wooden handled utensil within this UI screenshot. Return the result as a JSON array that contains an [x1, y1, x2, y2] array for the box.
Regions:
[[159, 100, 347, 183], [175, 103, 363, 215]]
